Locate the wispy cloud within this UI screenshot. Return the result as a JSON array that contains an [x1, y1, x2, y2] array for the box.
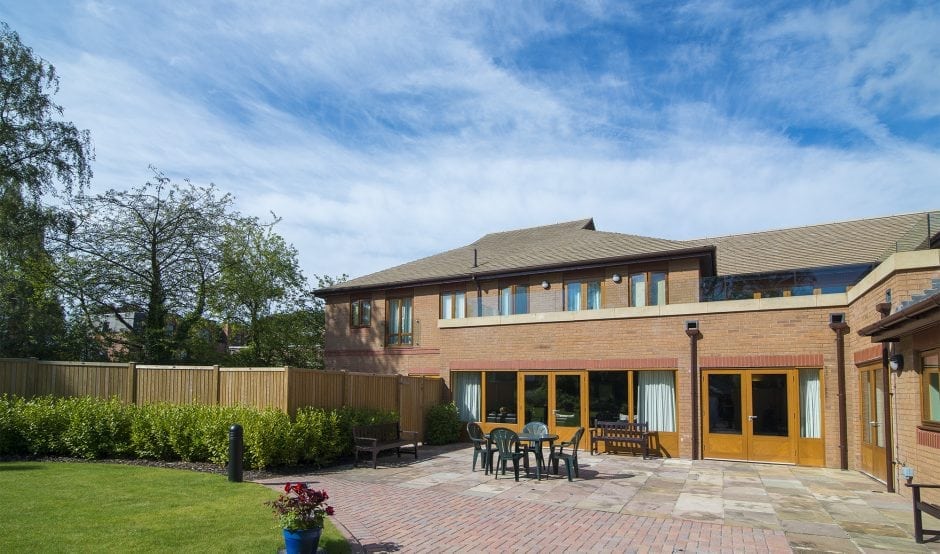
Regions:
[[4, 1, 938, 281]]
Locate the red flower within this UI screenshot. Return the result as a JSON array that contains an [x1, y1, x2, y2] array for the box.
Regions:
[[326, 506, 335, 516]]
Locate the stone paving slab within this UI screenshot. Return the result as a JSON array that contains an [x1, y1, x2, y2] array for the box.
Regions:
[[257, 444, 937, 553]]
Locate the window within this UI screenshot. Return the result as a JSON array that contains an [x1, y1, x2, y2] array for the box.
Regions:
[[588, 370, 677, 431], [386, 297, 413, 346], [923, 349, 940, 428], [485, 372, 518, 423], [452, 372, 481, 422], [440, 290, 466, 319], [499, 284, 528, 315], [350, 297, 371, 328], [565, 280, 601, 311], [630, 271, 667, 307]]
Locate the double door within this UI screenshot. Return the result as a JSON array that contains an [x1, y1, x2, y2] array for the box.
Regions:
[[703, 369, 798, 463], [518, 371, 586, 443]]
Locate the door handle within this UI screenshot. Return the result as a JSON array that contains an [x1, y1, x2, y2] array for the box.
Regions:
[[748, 415, 757, 421], [869, 421, 880, 427]]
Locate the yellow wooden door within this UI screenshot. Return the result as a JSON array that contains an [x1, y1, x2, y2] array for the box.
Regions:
[[859, 364, 887, 481], [703, 370, 747, 460], [518, 371, 587, 443]]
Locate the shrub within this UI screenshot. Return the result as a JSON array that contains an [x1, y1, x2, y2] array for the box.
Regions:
[[424, 402, 461, 445], [61, 397, 133, 459]]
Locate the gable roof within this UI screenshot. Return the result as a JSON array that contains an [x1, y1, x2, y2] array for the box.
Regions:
[[319, 211, 936, 294]]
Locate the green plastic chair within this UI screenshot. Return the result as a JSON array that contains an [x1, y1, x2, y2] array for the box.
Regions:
[[520, 421, 549, 472], [548, 426, 585, 481], [488, 427, 529, 481], [467, 422, 495, 472]]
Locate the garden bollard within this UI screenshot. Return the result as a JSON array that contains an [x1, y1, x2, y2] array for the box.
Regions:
[[228, 424, 243, 482]]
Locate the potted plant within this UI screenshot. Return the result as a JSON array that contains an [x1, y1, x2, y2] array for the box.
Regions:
[[267, 482, 335, 554]]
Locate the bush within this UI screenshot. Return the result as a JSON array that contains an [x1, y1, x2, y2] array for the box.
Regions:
[[0, 394, 397, 469], [424, 402, 461, 445]]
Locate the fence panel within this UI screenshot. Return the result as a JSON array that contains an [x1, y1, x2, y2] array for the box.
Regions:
[[219, 367, 288, 411], [342, 373, 399, 412], [287, 369, 346, 414], [0, 359, 132, 400], [136, 365, 216, 405]]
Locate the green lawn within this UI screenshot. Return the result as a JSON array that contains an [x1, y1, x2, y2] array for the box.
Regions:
[[0, 462, 350, 553]]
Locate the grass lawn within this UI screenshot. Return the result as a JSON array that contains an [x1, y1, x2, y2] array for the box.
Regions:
[[0, 462, 350, 553]]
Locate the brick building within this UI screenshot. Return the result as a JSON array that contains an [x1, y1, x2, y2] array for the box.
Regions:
[[316, 211, 940, 493]]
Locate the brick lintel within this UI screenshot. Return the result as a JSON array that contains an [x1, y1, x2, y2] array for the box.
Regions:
[[853, 344, 884, 365], [699, 354, 824, 368], [449, 358, 678, 371]]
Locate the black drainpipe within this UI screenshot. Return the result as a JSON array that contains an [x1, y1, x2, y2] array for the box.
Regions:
[[686, 325, 702, 460], [876, 301, 895, 493], [829, 319, 849, 470]]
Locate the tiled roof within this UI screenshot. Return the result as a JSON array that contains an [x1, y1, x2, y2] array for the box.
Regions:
[[320, 212, 935, 293], [685, 212, 933, 275]]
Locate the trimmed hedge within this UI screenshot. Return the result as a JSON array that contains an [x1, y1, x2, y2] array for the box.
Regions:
[[0, 395, 397, 469]]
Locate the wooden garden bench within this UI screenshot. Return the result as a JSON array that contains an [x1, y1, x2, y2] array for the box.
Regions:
[[590, 420, 650, 459], [352, 421, 419, 469], [906, 482, 940, 544]]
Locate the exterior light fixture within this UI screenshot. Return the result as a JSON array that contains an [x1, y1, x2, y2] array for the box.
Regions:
[[541, 280, 550, 290], [902, 465, 914, 483], [889, 353, 904, 372], [612, 273, 622, 283]]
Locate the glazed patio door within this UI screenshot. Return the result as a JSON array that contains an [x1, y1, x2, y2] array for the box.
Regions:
[[859, 364, 887, 481], [703, 369, 798, 463], [519, 371, 585, 443]]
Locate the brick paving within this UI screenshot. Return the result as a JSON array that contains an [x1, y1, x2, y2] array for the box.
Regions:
[[257, 444, 935, 553]]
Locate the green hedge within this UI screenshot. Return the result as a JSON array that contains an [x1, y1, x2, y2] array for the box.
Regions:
[[0, 395, 397, 469]]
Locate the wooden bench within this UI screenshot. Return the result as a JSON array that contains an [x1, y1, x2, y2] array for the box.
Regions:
[[906, 482, 940, 544], [590, 420, 650, 459], [352, 422, 419, 469]]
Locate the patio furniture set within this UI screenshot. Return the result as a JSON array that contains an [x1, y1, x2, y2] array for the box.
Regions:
[[467, 420, 651, 482]]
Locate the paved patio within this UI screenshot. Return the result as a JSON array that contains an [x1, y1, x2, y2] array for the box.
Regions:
[[257, 444, 938, 553]]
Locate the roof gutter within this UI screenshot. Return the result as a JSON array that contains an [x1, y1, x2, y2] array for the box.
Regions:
[[313, 245, 716, 296], [857, 292, 940, 340]]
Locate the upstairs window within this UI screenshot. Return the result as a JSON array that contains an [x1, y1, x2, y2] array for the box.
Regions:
[[387, 297, 413, 346], [441, 290, 466, 319], [499, 284, 529, 315], [350, 297, 371, 328], [630, 271, 667, 307], [565, 280, 601, 311]]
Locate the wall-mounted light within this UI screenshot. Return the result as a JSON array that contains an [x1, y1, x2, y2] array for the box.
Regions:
[[902, 465, 914, 484], [612, 273, 622, 283], [541, 280, 550, 290], [889, 353, 904, 372]]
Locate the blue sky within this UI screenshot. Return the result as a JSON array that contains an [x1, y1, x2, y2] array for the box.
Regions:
[[3, 1, 938, 282]]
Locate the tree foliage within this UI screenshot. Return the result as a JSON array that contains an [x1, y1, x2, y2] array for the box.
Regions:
[[56, 171, 233, 362], [0, 22, 93, 199], [0, 22, 93, 358]]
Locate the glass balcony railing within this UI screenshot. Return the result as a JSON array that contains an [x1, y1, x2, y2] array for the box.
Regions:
[[698, 263, 875, 302]]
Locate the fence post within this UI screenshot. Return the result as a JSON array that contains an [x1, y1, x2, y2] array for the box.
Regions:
[[342, 370, 349, 407], [283, 366, 291, 415], [28, 358, 38, 398], [212, 365, 220, 406], [128, 362, 137, 405]]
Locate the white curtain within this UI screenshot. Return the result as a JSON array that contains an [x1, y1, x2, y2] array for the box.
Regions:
[[636, 371, 676, 432], [566, 281, 581, 311], [799, 369, 821, 438], [455, 292, 465, 318], [874, 369, 885, 447], [652, 273, 666, 305], [631, 275, 647, 307], [587, 281, 601, 309], [499, 287, 511, 315], [441, 294, 453, 320], [453, 372, 481, 422]]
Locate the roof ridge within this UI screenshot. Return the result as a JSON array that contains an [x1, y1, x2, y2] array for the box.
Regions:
[[472, 218, 594, 243], [683, 210, 934, 242]]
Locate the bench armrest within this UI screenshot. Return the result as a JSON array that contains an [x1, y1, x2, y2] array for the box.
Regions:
[[400, 430, 419, 442], [354, 437, 378, 448]]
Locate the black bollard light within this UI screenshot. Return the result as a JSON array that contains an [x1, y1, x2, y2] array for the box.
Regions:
[[228, 424, 243, 482]]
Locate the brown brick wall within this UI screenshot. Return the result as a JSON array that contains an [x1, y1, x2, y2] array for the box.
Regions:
[[323, 262, 940, 478]]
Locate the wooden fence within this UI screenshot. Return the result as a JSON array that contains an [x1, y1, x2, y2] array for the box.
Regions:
[[0, 358, 446, 440]]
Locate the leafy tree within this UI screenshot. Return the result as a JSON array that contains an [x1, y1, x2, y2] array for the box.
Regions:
[[0, 22, 92, 199], [56, 171, 233, 363], [0, 22, 92, 358], [212, 217, 306, 364]]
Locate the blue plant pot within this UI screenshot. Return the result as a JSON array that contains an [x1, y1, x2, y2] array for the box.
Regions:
[[282, 527, 322, 554]]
